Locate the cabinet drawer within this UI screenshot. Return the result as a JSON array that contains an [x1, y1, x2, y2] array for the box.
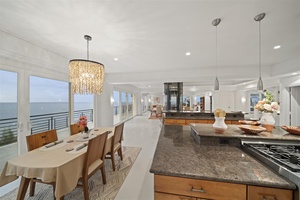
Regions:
[[154, 175, 246, 200], [230, 120, 240, 125], [164, 119, 186, 125], [247, 185, 293, 200], [207, 119, 215, 124], [155, 192, 196, 200], [185, 119, 208, 124], [224, 120, 232, 124]]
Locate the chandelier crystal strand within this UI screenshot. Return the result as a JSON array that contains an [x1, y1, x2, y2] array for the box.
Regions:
[[69, 35, 105, 94]]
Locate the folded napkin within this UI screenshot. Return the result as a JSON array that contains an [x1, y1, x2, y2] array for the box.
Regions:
[[44, 140, 64, 148], [54, 139, 63, 144], [76, 143, 87, 151], [45, 142, 55, 148]]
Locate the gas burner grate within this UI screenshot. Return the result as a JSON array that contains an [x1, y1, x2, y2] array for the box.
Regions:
[[245, 143, 300, 172]]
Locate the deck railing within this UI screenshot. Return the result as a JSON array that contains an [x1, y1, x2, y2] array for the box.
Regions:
[[0, 109, 93, 146]]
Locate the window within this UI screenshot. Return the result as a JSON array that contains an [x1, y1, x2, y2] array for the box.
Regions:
[[30, 76, 69, 133], [0, 70, 18, 171], [74, 94, 93, 125]]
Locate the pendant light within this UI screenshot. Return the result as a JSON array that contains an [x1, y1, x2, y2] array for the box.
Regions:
[[212, 18, 221, 90], [254, 13, 265, 91], [69, 35, 105, 94]]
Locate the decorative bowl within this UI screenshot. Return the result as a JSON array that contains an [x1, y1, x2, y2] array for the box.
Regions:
[[239, 120, 261, 126], [281, 126, 300, 135], [238, 125, 266, 134]]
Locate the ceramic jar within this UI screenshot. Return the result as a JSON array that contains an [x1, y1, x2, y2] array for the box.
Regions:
[[212, 117, 228, 133], [260, 112, 275, 132]]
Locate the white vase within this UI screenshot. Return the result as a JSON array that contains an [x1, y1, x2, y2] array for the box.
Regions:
[[212, 117, 228, 133], [82, 131, 89, 138], [260, 112, 275, 132]]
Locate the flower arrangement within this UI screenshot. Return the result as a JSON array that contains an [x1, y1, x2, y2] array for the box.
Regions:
[[77, 115, 87, 127], [254, 91, 280, 113]]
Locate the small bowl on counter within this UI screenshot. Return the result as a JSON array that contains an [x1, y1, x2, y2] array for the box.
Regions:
[[238, 125, 266, 134], [239, 120, 261, 126], [281, 126, 300, 135]]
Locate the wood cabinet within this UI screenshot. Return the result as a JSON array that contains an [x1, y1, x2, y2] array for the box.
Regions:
[[155, 175, 246, 200], [155, 192, 196, 200], [164, 118, 239, 125], [154, 175, 294, 200], [164, 119, 186, 125], [248, 185, 293, 200]]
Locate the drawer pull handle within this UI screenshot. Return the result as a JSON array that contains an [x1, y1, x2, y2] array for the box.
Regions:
[[191, 187, 206, 193], [262, 196, 277, 200]]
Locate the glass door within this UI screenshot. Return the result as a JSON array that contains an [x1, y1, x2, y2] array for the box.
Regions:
[[0, 70, 18, 171]]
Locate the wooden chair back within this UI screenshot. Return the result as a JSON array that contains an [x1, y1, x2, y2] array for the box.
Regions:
[[26, 129, 58, 151], [83, 131, 108, 175], [70, 124, 84, 135], [113, 122, 124, 147]]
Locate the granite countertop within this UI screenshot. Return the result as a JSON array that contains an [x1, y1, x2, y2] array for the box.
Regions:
[[150, 125, 296, 189], [190, 124, 300, 141]]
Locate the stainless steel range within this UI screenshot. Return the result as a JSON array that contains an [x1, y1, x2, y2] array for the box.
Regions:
[[241, 140, 300, 199]]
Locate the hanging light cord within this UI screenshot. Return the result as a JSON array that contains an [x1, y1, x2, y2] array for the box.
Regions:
[[216, 25, 218, 77], [87, 39, 89, 60], [259, 20, 261, 79]]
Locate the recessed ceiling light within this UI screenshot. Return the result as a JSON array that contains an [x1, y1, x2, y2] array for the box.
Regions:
[[114, 58, 118, 61], [185, 52, 191, 56], [273, 45, 281, 50], [292, 72, 298, 75], [148, 85, 151, 87]]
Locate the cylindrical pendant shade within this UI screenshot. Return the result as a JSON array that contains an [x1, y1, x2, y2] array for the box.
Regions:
[[69, 59, 105, 94], [214, 77, 219, 90], [257, 77, 263, 91]]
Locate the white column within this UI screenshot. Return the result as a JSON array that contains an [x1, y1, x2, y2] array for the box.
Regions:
[[18, 71, 30, 155], [94, 82, 114, 127], [136, 91, 142, 115], [279, 84, 290, 126]]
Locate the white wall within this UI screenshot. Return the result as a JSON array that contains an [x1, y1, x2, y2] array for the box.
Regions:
[[94, 82, 114, 127], [213, 91, 235, 112], [291, 86, 300, 126]]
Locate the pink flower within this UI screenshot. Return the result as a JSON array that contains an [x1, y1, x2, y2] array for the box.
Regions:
[[263, 104, 272, 111], [77, 115, 87, 127], [271, 102, 280, 111]]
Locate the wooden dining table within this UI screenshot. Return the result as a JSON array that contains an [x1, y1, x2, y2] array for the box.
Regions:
[[0, 127, 114, 200]]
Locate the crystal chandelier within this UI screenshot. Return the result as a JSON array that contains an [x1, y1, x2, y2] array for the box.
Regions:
[[69, 35, 105, 94]]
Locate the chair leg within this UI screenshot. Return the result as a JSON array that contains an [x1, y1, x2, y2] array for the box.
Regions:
[[111, 152, 116, 171], [82, 177, 89, 200], [52, 183, 60, 200], [29, 179, 36, 196], [118, 147, 123, 161], [101, 164, 106, 184]]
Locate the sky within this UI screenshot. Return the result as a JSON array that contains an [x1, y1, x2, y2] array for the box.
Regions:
[[0, 70, 93, 102]]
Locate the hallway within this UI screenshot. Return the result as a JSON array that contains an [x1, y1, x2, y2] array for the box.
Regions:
[[115, 112, 161, 200]]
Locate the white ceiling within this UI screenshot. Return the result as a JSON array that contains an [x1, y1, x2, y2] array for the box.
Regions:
[[0, 0, 300, 94]]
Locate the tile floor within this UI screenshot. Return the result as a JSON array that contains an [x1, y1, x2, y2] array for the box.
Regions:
[[115, 112, 161, 200]]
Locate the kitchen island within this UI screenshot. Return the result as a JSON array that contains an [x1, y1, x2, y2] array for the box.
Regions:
[[191, 124, 300, 146], [163, 111, 244, 125], [150, 125, 297, 200]]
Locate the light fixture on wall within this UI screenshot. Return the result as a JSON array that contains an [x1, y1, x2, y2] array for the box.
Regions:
[[69, 35, 105, 94], [212, 18, 221, 90], [254, 13, 265, 91]]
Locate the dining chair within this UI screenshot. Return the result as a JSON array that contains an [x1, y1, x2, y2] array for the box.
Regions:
[[105, 122, 124, 171], [77, 131, 109, 200], [26, 129, 58, 197], [156, 105, 162, 117], [70, 123, 84, 135]]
